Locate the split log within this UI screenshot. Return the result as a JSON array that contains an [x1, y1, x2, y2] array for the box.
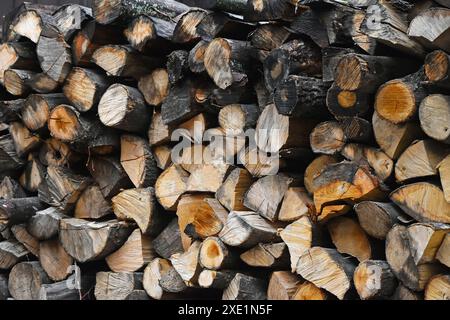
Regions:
[[138, 69, 170, 106], [87, 156, 132, 198], [354, 201, 403, 240], [295, 247, 356, 300], [436, 233, 450, 268], [75, 185, 111, 219], [273, 75, 329, 118], [10, 224, 39, 257], [63, 68, 110, 112], [425, 274, 450, 300], [0, 197, 44, 228], [304, 155, 339, 194], [0, 240, 29, 269], [198, 270, 237, 289], [372, 111, 423, 160], [94, 272, 144, 300], [0, 176, 26, 199], [42, 165, 90, 212], [280, 216, 318, 271], [310, 121, 346, 155], [22, 93, 68, 131], [60, 218, 133, 263], [170, 240, 202, 284], [267, 271, 301, 300], [112, 187, 169, 236], [222, 273, 267, 300], [386, 224, 444, 291], [27, 207, 65, 240], [8, 261, 51, 300], [39, 239, 73, 281], [408, 8, 450, 52], [9, 122, 41, 157], [240, 242, 289, 269], [353, 260, 397, 300], [36, 35, 72, 83], [407, 222, 450, 264], [152, 218, 184, 259], [155, 164, 189, 211], [199, 237, 238, 270], [322, 46, 355, 83], [291, 281, 328, 300], [375, 71, 426, 124], [4, 69, 35, 96], [216, 168, 254, 211], [0, 42, 38, 85], [92, 45, 161, 79], [390, 182, 450, 224], [106, 229, 155, 272], [219, 211, 278, 248], [98, 84, 151, 133], [278, 187, 313, 222], [419, 94, 450, 144]]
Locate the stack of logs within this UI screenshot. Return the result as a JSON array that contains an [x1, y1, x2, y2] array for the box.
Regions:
[[0, 0, 449, 300]]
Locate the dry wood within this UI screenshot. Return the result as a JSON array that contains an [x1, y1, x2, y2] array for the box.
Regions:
[[240, 242, 289, 269], [304, 155, 340, 194], [9, 121, 41, 158], [419, 94, 450, 144], [0, 134, 25, 173], [143, 257, 187, 299], [37, 35, 72, 83], [424, 50, 450, 89], [167, 50, 189, 84], [338, 117, 373, 144], [0, 42, 38, 85], [354, 260, 397, 300], [218, 104, 259, 134], [408, 8, 450, 52], [161, 79, 201, 125], [153, 145, 172, 170], [215, 168, 253, 211], [392, 284, 422, 300], [186, 163, 230, 193], [39, 138, 79, 167], [124, 15, 156, 51], [19, 154, 46, 193], [278, 187, 313, 222], [8, 261, 51, 300]]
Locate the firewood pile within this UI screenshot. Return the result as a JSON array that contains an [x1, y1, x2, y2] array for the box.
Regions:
[[0, 0, 449, 301]]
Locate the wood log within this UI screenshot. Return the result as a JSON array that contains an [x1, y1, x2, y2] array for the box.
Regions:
[[280, 216, 318, 271], [8, 261, 51, 300], [408, 8, 450, 52], [198, 269, 237, 289], [199, 237, 238, 270], [326, 84, 373, 118], [273, 75, 329, 118], [10, 224, 39, 258], [222, 273, 267, 300], [425, 274, 450, 300], [243, 174, 292, 222], [419, 94, 450, 144], [152, 218, 184, 259], [0, 240, 29, 269], [92, 45, 161, 79], [185, 160, 229, 193], [310, 121, 346, 155], [0, 197, 44, 228], [295, 247, 356, 300], [267, 271, 301, 300], [138, 68, 170, 106], [341, 143, 392, 181], [375, 71, 427, 124], [436, 233, 450, 268], [22, 93, 68, 131], [196, 11, 256, 41], [27, 207, 65, 241], [372, 111, 423, 160], [94, 271, 144, 300], [263, 39, 322, 92], [8, 122, 41, 158], [106, 228, 155, 272], [354, 201, 403, 240], [0, 42, 38, 85], [353, 260, 397, 300], [75, 185, 112, 219], [204, 38, 252, 90], [4, 69, 35, 97], [391, 182, 450, 224], [148, 110, 173, 146], [407, 222, 450, 264], [98, 84, 151, 133], [63, 68, 110, 112], [37, 35, 72, 83], [112, 187, 169, 236], [327, 216, 372, 262], [87, 155, 132, 198], [60, 218, 133, 263], [42, 165, 90, 212], [216, 167, 254, 211], [292, 281, 328, 300], [0, 176, 26, 199], [304, 155, 340, 194], [322, 46, 355, 83], [219, 211, 278, 248], [240, 242, 289, 269], [155, 164, 189, 211], [386, 224, 444, 291], [39, 239, 73, 281]]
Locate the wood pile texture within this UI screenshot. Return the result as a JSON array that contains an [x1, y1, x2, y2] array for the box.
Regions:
[[0, 0, 449, 300]]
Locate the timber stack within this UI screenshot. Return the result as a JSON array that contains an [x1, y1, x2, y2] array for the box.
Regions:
[[0, 0, 449, 300]]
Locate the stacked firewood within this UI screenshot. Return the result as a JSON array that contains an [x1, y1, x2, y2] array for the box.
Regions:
[[0, 0, 449, 300]]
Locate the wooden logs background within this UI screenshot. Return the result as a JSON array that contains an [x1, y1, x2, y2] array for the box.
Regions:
[[0, 0, 449, 301]]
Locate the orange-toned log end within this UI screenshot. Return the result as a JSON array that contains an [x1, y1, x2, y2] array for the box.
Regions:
[[335, 55, 363, 91], [375, 80, 416, 124], [337, 91, 357, 109], [48, 105, 80, 142], [425, 50, 448, 82]]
